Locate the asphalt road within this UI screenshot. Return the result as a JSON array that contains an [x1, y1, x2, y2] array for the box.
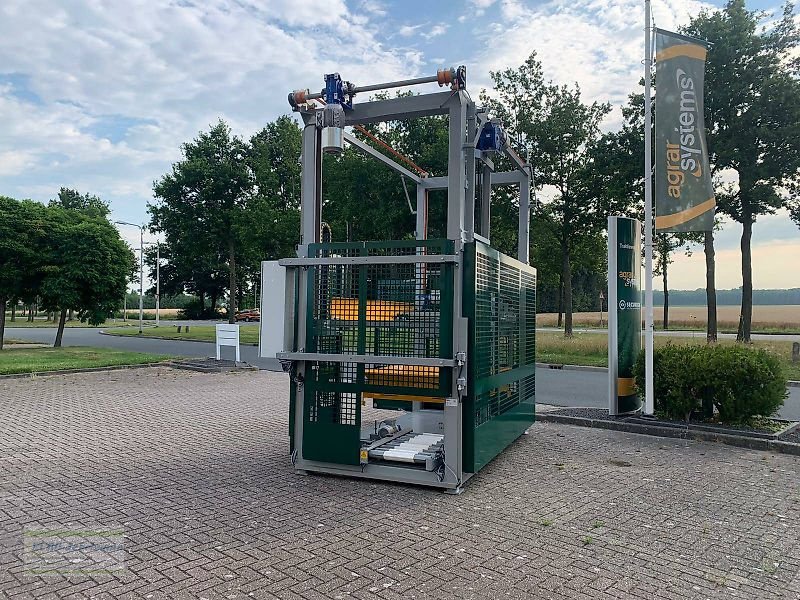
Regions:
[[7, 326, 799, 420]]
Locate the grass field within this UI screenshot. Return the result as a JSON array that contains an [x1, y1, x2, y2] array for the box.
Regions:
[[538, 304, 800, 333], [109, 324, 261, 345], [0, 346, 173, 375], [536, 331, 800, 380]]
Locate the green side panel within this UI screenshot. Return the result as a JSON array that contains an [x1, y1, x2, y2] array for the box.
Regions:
[[463, 242, 537, 473], [302, 377, 361, 466], [472, 374, 536, 471]]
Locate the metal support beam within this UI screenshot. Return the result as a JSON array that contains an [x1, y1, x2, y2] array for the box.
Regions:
[[518, 175, 531, 265], [480, 164, 491, 239], [343, 131, 422, 184], [490, 171, 528, 186], [503, 142, 529, 175], [464, 103, 477, 242], [416, 185, 427, 241], [300, 123, 322, 245], [279, 254, 458, 267], [277, 352, 456, 367], [345, 91, 455, 126], [447, 93, 467, 241]]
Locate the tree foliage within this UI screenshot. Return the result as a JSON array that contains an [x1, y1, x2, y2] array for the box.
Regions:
[[0, 195, 132, 347], [150, 120, 252, 322], [683, 0, 800, 341], [483, 52, 611, 335]]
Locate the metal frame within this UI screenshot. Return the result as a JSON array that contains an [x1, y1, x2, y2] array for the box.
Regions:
[[278, 254, 458, 267], [282, 73, 532, 491]]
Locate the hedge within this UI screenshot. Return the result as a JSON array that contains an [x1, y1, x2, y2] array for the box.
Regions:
[[634, 343, 786, 423]]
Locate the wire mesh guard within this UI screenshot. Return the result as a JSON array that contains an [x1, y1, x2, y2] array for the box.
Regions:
[[473, 247, 537, 427], [305, 240, 454, 398]]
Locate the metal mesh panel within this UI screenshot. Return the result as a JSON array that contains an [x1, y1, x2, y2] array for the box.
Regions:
[[523, 271, 536, 364], [474, 374, 536, 427], [474, 252, 526, 382], [307, 392, 358, 426], [467, 242, 536, 472], [304, 240, 453, 396]]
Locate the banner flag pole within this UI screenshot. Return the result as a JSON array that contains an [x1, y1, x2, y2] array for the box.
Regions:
[[643, 0, 655, 416]]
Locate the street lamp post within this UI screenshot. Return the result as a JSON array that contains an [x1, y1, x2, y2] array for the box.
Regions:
[[115, 221, 145, 335]]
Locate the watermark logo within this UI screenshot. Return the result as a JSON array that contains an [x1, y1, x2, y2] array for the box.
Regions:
[[23, 526, 125, 575]]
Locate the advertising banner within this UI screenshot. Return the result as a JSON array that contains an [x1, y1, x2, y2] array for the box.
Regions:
[[608, 216, 642, 415], [655, 28, 715, 232]]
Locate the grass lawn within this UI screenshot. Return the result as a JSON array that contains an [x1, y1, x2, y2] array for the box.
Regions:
[[108, 324, 261, 345], [536, 331, 800, 381], [0, 346, 173, 375]]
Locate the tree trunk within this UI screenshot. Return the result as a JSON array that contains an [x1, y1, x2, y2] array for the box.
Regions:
[[557, 274, 563, 328], [10, 301, 15, 322], [28, 305, 33, 322], [228, 238, 237, 324], [704, 231, 717, 343], [54, 308, 68, 348], [737, 218, 753, 343], [662, 259, 669, 331], [68, 308, 73, 321], [562, 242, 573, 337], [199, 292, 205, 314], [0, 298, 6, 351]]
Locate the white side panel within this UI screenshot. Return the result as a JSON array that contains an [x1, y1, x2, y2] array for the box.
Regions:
[[259, 261, 287, 359]]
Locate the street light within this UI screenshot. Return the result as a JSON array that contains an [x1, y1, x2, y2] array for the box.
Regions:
[[115, 221, 145, 335]]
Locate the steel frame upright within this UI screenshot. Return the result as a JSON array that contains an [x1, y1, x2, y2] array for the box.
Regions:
[[288, 87, 532, 491]]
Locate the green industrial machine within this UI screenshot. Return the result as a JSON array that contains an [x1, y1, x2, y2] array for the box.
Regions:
[[260, 66, 536, 492]]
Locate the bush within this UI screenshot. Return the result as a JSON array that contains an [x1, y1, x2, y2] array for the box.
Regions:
[[634, 343, 786, 423], [178, 299, 220, 320]]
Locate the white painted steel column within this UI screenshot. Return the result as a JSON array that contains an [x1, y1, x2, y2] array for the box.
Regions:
[[643, 0, 655, 416]]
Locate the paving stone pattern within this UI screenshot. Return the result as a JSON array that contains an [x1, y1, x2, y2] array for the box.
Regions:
[[1, 368, 799, 599]]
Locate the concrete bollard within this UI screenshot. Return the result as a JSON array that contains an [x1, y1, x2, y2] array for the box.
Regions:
[[793, 341, 799, 364]]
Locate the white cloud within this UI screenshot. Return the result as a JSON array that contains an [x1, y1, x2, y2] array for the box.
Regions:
[[424, 24, 449, 39], [0, 0, 424, 223], [399, 24, 422, 37], [471, 0, 714, 130]]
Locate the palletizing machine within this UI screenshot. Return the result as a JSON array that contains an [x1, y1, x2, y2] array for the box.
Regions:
[[259, 66, 536, 492]]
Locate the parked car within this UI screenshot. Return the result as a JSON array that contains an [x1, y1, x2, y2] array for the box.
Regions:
[[235, 309, 260, 322]]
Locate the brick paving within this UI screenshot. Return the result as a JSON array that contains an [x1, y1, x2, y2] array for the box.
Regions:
[[1, 367, 799, 599]]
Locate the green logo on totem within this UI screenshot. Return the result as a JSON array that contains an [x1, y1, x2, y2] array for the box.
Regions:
[[616, 220, 642, 413]]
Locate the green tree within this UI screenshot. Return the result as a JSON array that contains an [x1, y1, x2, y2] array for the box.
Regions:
[[151, 120, 252, 323], [38, 206, 133, 347], [0, 197, 48, 349], [244, 116, 302, 262], [50, 187, 110, 218], [484, 52, 611, 336], [683, 0, 800, 341]]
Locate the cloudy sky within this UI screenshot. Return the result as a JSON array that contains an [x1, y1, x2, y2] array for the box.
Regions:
[[1, 0, 797, 291]]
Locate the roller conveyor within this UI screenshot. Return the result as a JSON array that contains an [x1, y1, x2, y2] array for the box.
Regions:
[[367, 432, 444, 471]]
